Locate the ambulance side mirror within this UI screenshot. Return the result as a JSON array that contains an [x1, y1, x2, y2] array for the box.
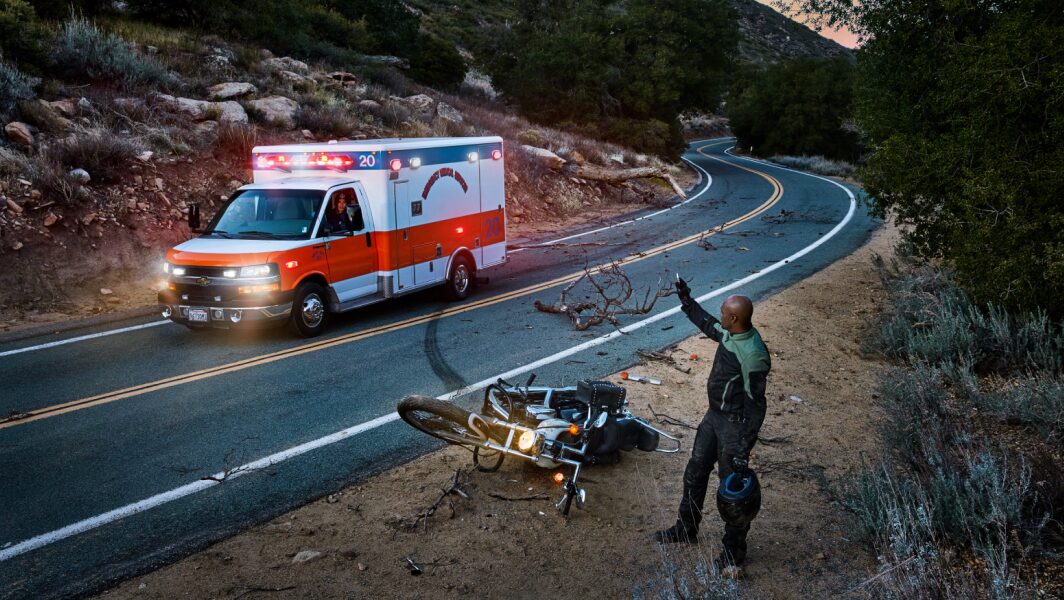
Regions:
[[188, 203, 202, 232]]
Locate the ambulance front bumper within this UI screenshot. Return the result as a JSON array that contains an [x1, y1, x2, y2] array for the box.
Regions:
[[158, 288, 295, 328]]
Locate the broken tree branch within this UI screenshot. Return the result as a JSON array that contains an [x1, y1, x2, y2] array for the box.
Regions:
[[386, 468, 471, 532], [637, 348, 692, 374], [488, 492, 549, 502], [569, 164, 687, 199], [534, 262, 675, 331]]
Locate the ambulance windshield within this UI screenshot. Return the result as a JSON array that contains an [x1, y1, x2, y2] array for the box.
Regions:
[[206, 189, 324, 239]]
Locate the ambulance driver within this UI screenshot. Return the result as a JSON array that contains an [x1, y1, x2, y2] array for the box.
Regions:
[[326, 189, 355, 233]]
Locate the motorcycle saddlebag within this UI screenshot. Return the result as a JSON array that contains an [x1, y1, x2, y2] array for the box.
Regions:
[[577, 380, 627, 412]]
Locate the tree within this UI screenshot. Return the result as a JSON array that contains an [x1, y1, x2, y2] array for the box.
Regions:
[[784, 0, 1064, 314], [727, 57, 861, 161], [482, 0, 737, 158]]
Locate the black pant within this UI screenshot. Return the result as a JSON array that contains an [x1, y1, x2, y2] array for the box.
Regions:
[[676, 408, 751, 563]]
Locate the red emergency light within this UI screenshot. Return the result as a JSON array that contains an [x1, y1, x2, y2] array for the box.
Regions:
[[491, 149, 502, 160], [254, 152, 355, 173], [389, 158, 403, 171]]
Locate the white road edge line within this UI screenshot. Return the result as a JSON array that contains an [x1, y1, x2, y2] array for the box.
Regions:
[[0, 320, 171, 358], [0, 145, 855, 563], [510, 143, 720, 252], [0, 142, 728, 358]]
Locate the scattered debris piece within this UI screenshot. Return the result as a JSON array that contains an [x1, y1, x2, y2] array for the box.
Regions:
[[534, 262, 674, 330], [647, 404, 696, 430], [291, 550, 322, 564]]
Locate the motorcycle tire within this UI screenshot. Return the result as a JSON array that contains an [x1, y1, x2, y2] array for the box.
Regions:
[[399, 395, 486, 447]]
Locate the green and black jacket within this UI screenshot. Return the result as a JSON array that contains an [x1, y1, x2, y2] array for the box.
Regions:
[[682, 299, 771, 458]]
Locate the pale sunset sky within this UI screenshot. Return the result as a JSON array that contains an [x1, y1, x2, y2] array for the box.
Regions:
[[755, 0, 860, 48]]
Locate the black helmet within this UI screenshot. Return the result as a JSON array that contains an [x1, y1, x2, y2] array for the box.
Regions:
[[716, 470, 762, 528]]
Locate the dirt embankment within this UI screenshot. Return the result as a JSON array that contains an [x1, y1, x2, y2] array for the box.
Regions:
[[98, 226, 897, 599]]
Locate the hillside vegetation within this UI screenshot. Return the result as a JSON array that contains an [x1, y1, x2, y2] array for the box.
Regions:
[[0, 2, 694, 318]]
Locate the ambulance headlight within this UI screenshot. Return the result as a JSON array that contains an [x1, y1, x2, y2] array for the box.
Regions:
[[238, 264, 273, 278], [517, 430, 540, 453], [162, 262, 170, 274], [171, 266, 187, 276]]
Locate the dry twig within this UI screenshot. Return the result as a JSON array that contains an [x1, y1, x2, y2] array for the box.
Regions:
[[647, 404, 697, 430], [534, 262, 675, 331], [637, 348, 692, 374], [386, 468, 471, 532], [488, 492, 549, 501]]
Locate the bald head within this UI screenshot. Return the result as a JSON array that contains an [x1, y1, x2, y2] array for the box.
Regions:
[[720, 295, 753, 333]]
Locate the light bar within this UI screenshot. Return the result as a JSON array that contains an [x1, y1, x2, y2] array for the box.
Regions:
[[254, 152, 355, 172]]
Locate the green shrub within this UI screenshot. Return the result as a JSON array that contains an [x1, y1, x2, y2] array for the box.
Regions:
[[0, 148, 80, 204], [864, 260, 1064, 374], [974, 376, 1064, 445], [295, 104, 360, 138], [769, 155, 856, 178], [408, 33, 466, 90], [51, 17, 172, 88], [46, 129, 146, 183], [0, 60, 35, 116], [603, 118, 684, 161], [0, 0, 49, 72], [728, 57, 862, 162]]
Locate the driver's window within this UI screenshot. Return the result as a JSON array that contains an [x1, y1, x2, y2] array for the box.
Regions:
[[319, 188, 362, 236]]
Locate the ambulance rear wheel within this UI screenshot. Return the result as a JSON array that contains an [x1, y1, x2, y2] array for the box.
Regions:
[[445, 256, 475, 301], [289, 282, 328, 337]]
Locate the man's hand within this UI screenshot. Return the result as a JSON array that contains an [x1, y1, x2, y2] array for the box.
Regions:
[[675, 277, 693, 307], [731, 456, 751, 476]]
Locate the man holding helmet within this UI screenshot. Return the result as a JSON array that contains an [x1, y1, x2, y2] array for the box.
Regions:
[[655, 277, 771, 575]]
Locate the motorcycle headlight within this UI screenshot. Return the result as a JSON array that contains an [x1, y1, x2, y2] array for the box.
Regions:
[[239, 264, 273, 278], [518, 430, 540, 453]]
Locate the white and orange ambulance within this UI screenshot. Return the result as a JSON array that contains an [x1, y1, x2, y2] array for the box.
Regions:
[[158, 136, 507, 336]]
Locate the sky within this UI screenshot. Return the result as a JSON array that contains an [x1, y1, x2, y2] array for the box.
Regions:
[[755, 0, 861, 48]]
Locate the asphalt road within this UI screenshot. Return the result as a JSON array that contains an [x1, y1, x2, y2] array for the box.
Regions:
[[0, 139, 877, 599]]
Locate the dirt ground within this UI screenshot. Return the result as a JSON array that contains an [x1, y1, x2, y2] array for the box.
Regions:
[[97, 224, 897, 599]]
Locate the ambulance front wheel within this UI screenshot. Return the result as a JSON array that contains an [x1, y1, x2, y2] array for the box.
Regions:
[[445, 256, 475, 301], [289, 282, 329, 337]]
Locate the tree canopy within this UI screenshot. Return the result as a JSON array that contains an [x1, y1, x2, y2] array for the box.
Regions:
[[481, 0, 738, 158], [727, 57, 861, 161], [787, 0, 1064, 314]]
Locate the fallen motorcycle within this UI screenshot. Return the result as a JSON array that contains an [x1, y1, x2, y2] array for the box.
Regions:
[[398, 374, 680, 514]]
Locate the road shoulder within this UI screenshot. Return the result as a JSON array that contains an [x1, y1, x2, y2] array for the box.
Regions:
[[98, 225, 898, 599]]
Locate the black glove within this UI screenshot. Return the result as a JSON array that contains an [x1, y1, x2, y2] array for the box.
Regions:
[[675, 277, 693, 307], [731, 456, 751, 476]]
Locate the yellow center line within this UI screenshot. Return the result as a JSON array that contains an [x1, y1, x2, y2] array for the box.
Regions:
[[0, 144, 781, 430]]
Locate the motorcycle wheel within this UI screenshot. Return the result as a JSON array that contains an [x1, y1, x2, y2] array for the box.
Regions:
[[473, 446, 505, 472], [398, 395, 486, 447]]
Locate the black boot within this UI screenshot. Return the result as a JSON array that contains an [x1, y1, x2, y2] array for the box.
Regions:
[[653, 523, 698, 544]]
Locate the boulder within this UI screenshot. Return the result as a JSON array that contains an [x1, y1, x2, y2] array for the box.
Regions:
[[247, 96, 299, 128], [358, 99, 381, 111], [68, 169, 91, 185], [77, 97, 92, 112], [156, 94, 210, 120], [361, 55, 409, 69], [436, 102, 463, 124], [4, 122, 34, 146], [403, 94, 436, 119], [275, 70, 312, 86], [208, 82, 256, 100], [50, 99, 79, 118], [210, 101, 248, 124], [262, 56, 309, 73], [328, 71, 358, 85], [521, 145, 566, 170]]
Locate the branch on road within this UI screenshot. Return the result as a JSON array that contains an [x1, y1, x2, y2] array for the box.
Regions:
[[200, 445, 257, 483], [637, 348, 692, 374], [386, 468, 471, 532], [647, 404, 697, 431], [534, 262, 675, 331]]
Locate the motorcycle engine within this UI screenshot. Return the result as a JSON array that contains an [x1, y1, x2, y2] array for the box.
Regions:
[[531, 418, 576, 468]]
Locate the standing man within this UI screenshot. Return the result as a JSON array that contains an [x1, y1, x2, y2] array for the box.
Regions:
[[655, 278, 771, 573]]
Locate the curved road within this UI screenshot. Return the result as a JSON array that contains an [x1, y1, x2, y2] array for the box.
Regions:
[[0, 139, 877, 599]]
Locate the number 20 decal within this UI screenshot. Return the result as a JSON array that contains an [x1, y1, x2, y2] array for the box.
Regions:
[[484, 216, 502, 238], [358, 154, 376, 168]]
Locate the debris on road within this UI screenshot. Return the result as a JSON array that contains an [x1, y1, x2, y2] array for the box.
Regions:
[[291, 550, 322, 564], [534, 262, 674, 330]]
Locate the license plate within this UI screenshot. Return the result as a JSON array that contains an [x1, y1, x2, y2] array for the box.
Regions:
[[188, 308, 209, 322]]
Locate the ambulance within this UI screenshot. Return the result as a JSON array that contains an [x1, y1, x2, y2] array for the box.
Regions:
[[158, 136, 507, 336]]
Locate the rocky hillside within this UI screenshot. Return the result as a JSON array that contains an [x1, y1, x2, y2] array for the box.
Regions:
[[0, 17, 689, 324], [408, 0, 850, 67], [729, 0, 851, 66]]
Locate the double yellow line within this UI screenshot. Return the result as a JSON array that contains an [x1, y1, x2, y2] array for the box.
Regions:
[[0, 144, 782, 431]]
